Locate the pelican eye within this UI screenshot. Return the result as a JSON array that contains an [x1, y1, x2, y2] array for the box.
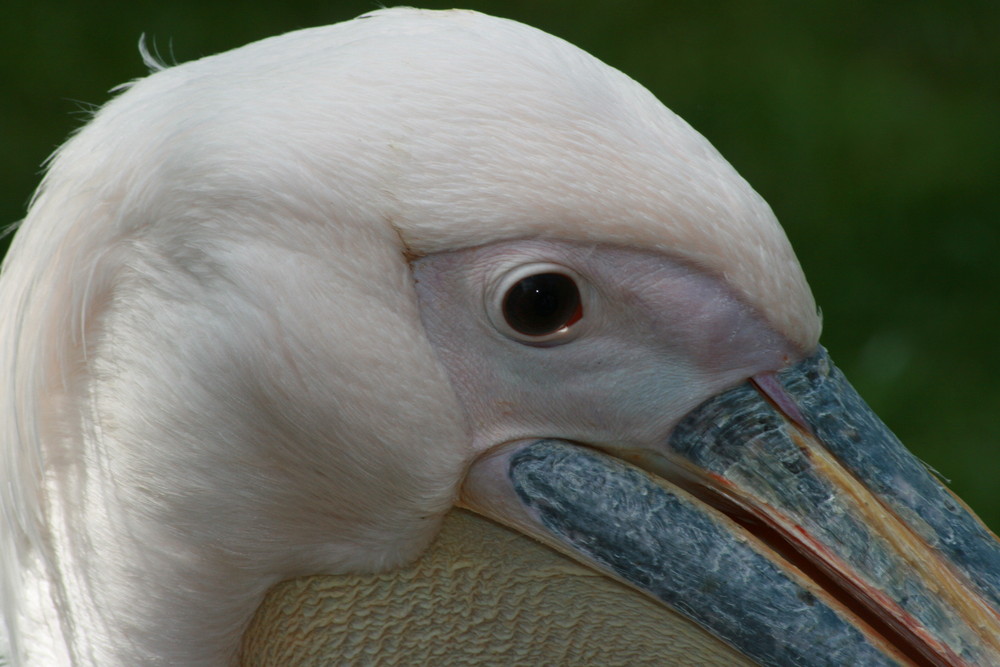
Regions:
[[502, 272, 583, 337]]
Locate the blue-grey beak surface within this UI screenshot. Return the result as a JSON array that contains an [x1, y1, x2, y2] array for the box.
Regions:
[[463, 348, 1000, 666]]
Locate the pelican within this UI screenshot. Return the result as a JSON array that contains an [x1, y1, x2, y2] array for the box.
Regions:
[[2, 7, 998, 666]]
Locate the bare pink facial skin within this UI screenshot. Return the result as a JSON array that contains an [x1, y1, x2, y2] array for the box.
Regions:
[[413, 239, 801, 456]]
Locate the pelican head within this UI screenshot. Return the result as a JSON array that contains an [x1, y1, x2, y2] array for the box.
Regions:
[[2, 7, 998, 666]]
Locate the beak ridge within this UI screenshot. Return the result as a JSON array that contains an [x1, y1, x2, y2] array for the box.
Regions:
[[461, 347, 1000, 666], [463, 439, 907, 666], [668, 347, 1000, 666], [777, 349, 1000, 610]]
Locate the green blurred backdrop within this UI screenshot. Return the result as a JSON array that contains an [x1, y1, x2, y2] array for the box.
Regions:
[[2, 1, 998, 530]]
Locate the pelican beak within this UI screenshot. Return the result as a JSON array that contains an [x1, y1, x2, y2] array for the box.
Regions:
[[461, 347, 1000, 666]]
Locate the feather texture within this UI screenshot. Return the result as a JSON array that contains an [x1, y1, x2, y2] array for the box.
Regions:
[[1, 8, 819, 664]]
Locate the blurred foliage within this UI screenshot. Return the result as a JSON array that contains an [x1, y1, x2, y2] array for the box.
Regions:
[[2, 1, 998, 530]]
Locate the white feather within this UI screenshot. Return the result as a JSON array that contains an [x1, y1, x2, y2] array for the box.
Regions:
[[1, 8, 818, 664]]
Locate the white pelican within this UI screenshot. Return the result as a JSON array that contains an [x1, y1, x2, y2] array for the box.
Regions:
[[2, 7, 998, 666]]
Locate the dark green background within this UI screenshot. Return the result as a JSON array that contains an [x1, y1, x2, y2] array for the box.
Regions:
[[3, 2, 998, 530]]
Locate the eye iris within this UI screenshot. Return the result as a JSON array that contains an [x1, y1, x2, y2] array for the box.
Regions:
[[502, 272, 582, 337]]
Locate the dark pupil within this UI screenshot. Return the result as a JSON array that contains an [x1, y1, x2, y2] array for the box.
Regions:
[[502, 273, 581, 336]]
